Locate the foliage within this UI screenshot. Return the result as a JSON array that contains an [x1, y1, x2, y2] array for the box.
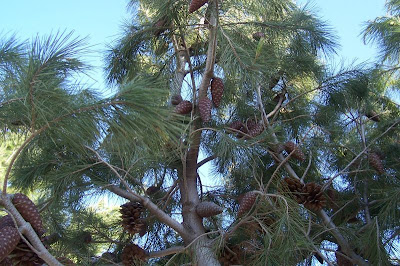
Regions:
[[0, 0, 399, 265]]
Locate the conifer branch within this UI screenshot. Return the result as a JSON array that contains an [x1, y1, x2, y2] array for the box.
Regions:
[[255, 82, 369, 265], [197, 155, 216, 169], [0, 194, 62, 266], [148, 246, 185, 258], [85, 146, 188, 238]]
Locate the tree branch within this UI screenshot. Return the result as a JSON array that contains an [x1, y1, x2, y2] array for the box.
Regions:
[[197, 155, 216, 169], [148, 246, 185, 258], [0, 194, 62, 266]]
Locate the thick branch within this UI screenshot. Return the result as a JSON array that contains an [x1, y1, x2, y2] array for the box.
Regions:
[[148, 246, 185, 259], [197, 155, 216, 169]]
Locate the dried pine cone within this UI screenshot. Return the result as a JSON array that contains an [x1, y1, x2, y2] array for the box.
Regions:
[[196, 201, 223, 217], [284, 141, 306, 161], [0, 226, 20, 262], [365, 110, 380, 122], [189, 0, 209, 13], [175, 100, 193, 114], [171, 94, 183, 105], [302, 183, 326, 211], [0, 216, 15, 230], [12, 193, 45, 236], [237, 192, 257, 217], [368, 152, 385, 174], [198, 97, 212, 122], [121, 244, 148, 266], [282, 177, 305, 204], [120, 202, 147, 235]]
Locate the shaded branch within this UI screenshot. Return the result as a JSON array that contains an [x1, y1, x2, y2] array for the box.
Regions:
[[148, 246, 185, 259]]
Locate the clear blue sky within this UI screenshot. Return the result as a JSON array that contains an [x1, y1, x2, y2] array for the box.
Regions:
[[0, 0, 386, 91]]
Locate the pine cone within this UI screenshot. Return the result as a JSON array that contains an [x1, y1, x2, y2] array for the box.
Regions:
[[12, 193, 45, 236], [153, 18, 167, 37], [368, 152, 384, 174], [302, 183, 326, 211], [282, 177, 305, 204], [189, 0, 208, 13], [196, 201, 223, 217], [82, 231, 92, 244], [229, 120, 244, 131], [252, 32, 265, 41], [0, 226, 20, 262], [211, 77, 224, 107], [248, 122, 264, 137], [284, 141, 306, 161], [171, 94, 183, 105], [146, 186, 160, 195], [365, 110, 380, 122], [10, 240, 44, 266], [228, 121, 247, 138], [175, 100, 193, 114], [121, 244, 147, 266], [238, 192, 257, 217], [120, 202, 147, 235], [0, 216, 15, 230], [198, 97, 212, 122]]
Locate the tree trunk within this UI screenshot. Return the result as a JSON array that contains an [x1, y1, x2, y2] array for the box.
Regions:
[[192, 236, 220, 266]]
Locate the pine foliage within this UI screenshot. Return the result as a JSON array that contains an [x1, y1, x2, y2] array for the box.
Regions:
[[0, 0, 400, 265]]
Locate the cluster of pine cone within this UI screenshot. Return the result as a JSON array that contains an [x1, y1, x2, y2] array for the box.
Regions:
[[0, 193, 51, 265], [173, 77, 224, 123], [282, 178, 326, 211], [228, 119, 264, 139]]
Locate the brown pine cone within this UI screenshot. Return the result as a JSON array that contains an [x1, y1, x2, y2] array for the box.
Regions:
[[368, 152, 384, 174], [0, 216, 15, 230], [189, 0, 209, 13], [365, 110, 380, 122], [175, 100, 193, 114], [153, 18, 167, 37], [198, 97, 212, 122], [238, 191, 257, 217], [171, 94, 183, 105], [248, 122, 264, 137], [12, 193, 45, 236], [284, 141, 306, 161], [282, 177, 305, 204], [196, 201, 223, 217], [0, 226, 20, 262], [210, 77, 224, 107], [120, 202, 147, 235], [121, 244, 147, 266], [302, 183, 326, 211]]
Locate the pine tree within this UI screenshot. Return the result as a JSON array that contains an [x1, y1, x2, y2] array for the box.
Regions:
[[0, 1, 399, 265]]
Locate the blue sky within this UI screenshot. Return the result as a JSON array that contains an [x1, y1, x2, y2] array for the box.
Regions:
[[0, 0, 386, 91]]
